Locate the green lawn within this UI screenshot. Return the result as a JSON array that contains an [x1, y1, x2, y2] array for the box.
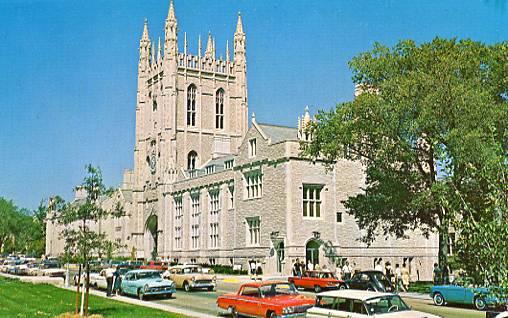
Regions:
[[0, 276, 186, 318]]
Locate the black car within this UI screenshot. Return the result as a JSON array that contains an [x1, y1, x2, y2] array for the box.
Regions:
[[343, 270, 394, 292]]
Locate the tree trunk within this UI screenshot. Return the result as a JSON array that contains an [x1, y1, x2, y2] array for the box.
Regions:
[[75, 264, 81, 315], [438, 222, 449, 284], [84, 263, 90, 317]]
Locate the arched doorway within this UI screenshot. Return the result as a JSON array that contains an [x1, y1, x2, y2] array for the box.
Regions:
[[306, 239, 321, 268], [145, 213, 158, 260]]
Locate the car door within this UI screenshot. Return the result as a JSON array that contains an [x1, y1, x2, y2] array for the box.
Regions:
[[237, 287, 261, 317], [348, 274, 363, 290], [444, 285, 467, 304]]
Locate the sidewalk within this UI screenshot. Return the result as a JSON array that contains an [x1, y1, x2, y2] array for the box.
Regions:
[[398, 291, 431, 300]]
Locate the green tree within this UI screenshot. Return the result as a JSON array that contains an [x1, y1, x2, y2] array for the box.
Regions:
[[52, 165, 124, 316], [302, 38, 508, 275]]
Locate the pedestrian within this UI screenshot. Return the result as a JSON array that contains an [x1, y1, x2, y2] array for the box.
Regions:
[[433, 263, 442, 285], [342, 261, 352, 280], [101, 266, 115, 297], [385, 261, 393, 284], [395, 263, 403, 292], [292, 259, 298, 276], [374, 259, 383, 272], [113, 266, 122, 295], [249, 259, 257, 280], [314, 263, 321, 271], [300, 261, 306, 276], [335, 262, 343, 280], [307, 260, 314, 271], [401, 263, 410, 291]]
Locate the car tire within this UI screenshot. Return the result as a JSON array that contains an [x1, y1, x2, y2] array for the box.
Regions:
[[267, 311, 277, 318], [207, 286, 214, 292], [183, 281, 191, 292], [314, 285, 322, 293], [228, 306, 238, 318], [166, 293, 172, 299], [433, 292, 445, 306], [138, 289, 144, 301], [338, 284, 347, 290], [474, 297, 487, 311]]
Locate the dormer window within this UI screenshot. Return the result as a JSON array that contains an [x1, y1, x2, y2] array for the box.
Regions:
[[224, 159, 234, 169], [205, 165, 215, 174], [248, 138, 257, 157], [187, 151, 197, 170]]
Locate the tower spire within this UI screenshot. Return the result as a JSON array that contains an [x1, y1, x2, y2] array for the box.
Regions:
[[164, 0, 178, 57], [157, 37, 162, 62], [138, 19, 151, 72], [183, 32, 187, 55], [198, 34, 202, 57], [141, 18, 150, 42], [234, 12, 246, 64], [205, 31, 213, 59], [226, 40, 230, 62]]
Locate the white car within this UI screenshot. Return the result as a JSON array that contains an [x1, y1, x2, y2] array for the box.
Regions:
[[89, 272, 108, 289], [307, 290, 441, 318]]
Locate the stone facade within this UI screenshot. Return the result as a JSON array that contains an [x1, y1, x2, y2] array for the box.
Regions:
[[46, 1, 438, 281]]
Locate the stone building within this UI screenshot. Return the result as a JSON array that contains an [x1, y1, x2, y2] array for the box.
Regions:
[[46, 1, 438, 280]]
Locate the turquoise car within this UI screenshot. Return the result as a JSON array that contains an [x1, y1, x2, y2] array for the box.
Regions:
[[430, 277, 498, 311], [120, 269, 176, 300]]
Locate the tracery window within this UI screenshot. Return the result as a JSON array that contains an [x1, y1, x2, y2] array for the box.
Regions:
[[187, 151, 197, 170], [215, 89, 224, 129], [187, 85, 197, 126]]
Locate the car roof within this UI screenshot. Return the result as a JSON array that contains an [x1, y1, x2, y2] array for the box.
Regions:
[[127, 269, 161, 274], [317, 289, 394, 301], [241, 280, 289, 288]]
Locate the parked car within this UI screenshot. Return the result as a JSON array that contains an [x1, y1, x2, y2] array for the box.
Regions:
[[307, 289, 441, 317], [431, 277, 500, 311], [217, 280, 314, 318], [289, 270, 345, 293], [140, 261, 168, 271], [343, 270, 394, 293], [163, 265, 216, 292], [120, 269, 176, 300], [89, 272, 108, 289], [39, 262, 65, 277]]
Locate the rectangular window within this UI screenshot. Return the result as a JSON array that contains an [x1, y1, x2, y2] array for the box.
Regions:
[[246, 217, 260, 246], [191, 194, 200, 250], [209, 191, 220, 248], [336, 212, 343, 223], [174, 197, 183, 249], [248, 138, 257, 157], [303, 184, 323, 218], [205, 165, 215, 174], [215, 90, 224, 129], [245, 171, 262, 199]]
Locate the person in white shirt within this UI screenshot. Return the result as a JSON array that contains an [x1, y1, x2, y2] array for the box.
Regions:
[[307, 260, 314, 271], [100, 267, 115, 297], [335, 263, 343, 280], [342, 261, 352, 280], [374, 259, 383, 272]]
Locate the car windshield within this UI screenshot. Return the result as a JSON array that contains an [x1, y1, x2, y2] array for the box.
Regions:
[[259, 283, 298, 297], [372, 273, 390, 285], [137, 271, 162, 280], [365, 295, 410, 314], [183, 267, 202, 274], [319, 272, 337, 279]]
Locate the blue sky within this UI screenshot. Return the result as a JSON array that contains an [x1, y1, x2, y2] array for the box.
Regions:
[[0, 0, 506, 210]]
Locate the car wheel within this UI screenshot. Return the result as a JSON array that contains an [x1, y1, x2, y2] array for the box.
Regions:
[[166, 293, 172, 299], [228, 306, 239, 318], [207, 286, 214, 292], [183, 281, 190, 292], [267, 311, 277, 318], [433, 292, 445, 306], [339, 284, 347, 290], [474, 297, 487, 311], [314, 285, 322, 293], [137, 289, 144, 301]]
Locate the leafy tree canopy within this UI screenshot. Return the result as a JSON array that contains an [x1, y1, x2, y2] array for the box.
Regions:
[[302, 38, 508, 274]]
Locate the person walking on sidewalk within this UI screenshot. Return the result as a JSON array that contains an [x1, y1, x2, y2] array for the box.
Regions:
[[401, 263, 410, 292], [100, 266, 115, 297], [342, 261, 352, 280], [113, 266, 122, 295], [395, 263, 403, 292]]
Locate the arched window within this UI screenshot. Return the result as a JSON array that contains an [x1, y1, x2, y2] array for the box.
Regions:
[[187, 85, 197, 126], [215, 89, 224, 129], [187, 151, 198, 170]]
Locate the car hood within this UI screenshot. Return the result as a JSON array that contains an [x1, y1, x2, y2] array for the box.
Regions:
[[137, 278, 174, 287], [373, 310, 441, 318], [261, 294, 315, 306]]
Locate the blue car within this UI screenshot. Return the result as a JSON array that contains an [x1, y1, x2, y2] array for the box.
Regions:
[[430, 277, 498, 311], [120, 269, 176, 300]]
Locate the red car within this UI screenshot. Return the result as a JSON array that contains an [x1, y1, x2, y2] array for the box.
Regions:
[[139, 261, 168, 271], [217, 280, 314, 318], [288, 270, 345, 293]]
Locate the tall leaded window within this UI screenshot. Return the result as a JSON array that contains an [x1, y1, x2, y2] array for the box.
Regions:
[[187, 151, 197, 170], [215, 89, 224, 129], [190, 194, 200, 250], [187, 84, 197, 126], [209, 191, 220, 248], [174, 196, 183, 249], [303, 184, 323, 218], [245, 171, 262, 199], [246, 217, 260, 246]]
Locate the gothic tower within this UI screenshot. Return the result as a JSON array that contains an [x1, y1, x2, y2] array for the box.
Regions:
[[132, 1, 248, 258]]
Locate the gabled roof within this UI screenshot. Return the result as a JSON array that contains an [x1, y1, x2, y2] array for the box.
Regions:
[[256, 123, 298, 144]]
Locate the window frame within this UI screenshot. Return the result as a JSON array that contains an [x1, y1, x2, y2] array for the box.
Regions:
[[215, 89, 225, 129], [302, 184, 324, 219], [186, 85, 197, 126], [244, 171, 263, 200], [246, 216, 261, 246], [248, 138, 257, 157]]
